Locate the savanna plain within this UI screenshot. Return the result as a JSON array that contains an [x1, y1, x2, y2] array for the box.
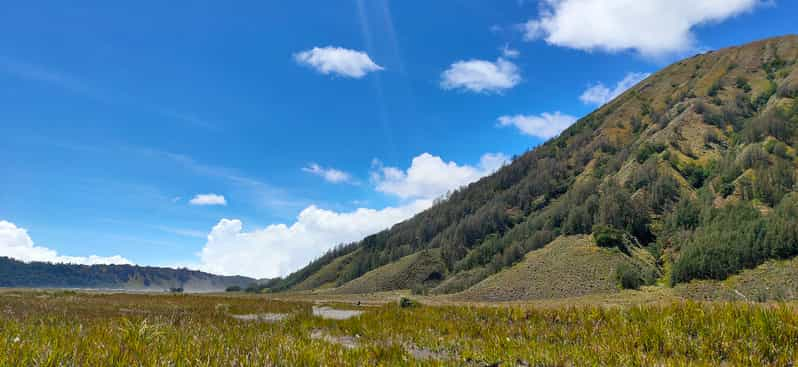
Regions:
[[1, 289, 796, 366]]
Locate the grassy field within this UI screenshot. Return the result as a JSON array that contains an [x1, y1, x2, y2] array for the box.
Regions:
[[1, 290, 797, 366]]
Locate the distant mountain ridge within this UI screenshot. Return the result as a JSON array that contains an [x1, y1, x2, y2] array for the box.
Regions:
[[268, 35, 798, 301], [0, 257, 254, 292]]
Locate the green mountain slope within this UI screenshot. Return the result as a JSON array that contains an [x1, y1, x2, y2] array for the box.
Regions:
[[0, 257, 254, 292], [456, 235, 657, 301], [275, 35, 798, 300]]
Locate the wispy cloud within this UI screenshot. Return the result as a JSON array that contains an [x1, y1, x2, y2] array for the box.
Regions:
[[0, 57, 218, 130], [143, 149, 307, 213], [302, 163, 355, 184], [157, 226, 208, 239], [0, 57, 113, 103]]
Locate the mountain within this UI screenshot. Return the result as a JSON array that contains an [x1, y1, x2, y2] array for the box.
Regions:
[[0, 257, 254, 292], [270, 35, 798, 300]]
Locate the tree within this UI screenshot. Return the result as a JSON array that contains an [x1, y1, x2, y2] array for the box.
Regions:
[[615, 263, 643, 290]]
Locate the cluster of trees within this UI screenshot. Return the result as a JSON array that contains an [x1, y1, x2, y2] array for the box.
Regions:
[[670, 194, 798, 283]]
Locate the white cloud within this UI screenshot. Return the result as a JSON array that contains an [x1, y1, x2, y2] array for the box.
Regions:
[[440, 58, 521, 93], [198, 200, 432, 278], [523, 0, 760, 56], [294, 46, 384, 78], [0, 220, 132, 265], [195, 152, 509, 278], [498, 112, 578, 139], [372, 152, 509, 200], [501, 44, 521, 58], [302, 163, 353, 184], [580, 72, 650, 106], [189, 194, 227, 206]]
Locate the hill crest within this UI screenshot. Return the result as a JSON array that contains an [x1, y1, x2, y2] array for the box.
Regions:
[[271, 35, 798, 301]]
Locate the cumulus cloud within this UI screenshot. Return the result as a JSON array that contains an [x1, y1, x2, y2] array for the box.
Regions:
[[523, 0, 760, 56], [294, 46, 384, 78], [372, 152, 509, 200], [580, 72, 650, 106], [195, 152, 509, 278], [497, 112, 578, 139], [302, 163, 353, 184], [440, 58, 521, 93], [0, 220, 132, 265], [198, 200, 432, 278], [189, 194, 227, 206]]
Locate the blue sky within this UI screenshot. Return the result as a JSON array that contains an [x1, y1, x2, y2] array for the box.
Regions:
[[1, 0, 796, 278]]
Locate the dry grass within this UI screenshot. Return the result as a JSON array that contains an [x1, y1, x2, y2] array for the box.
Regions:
[[455, 236, 657, 301], [330, 249, 446, 294], [1, 289, 798, 366]]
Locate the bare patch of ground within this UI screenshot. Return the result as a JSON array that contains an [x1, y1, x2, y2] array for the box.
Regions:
[[403, 343, 451, 362], [310, 329, 359, 349], [230, 313, 289, 322], [311, 306, 363, 320]]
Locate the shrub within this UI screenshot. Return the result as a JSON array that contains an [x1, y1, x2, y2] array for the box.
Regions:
[[225, 286, 242, 292], [682, 163, 708, 189], [703, 130, 721, 146], [648, 174, 680, 212], [593, 225, 627, 250], [736, 77, 752, 93], [615, 263, 643, 290], [752, 81, 777, 111], [399, 297, 419, 308], [707, 81, 721, 97], [665, 198, 701, 231], [635, 143, 665, 164], [704, 113, 724, 127], [777, 79, 798, 98], [765, 140, 789, 159], [694, 101, 707, 115]]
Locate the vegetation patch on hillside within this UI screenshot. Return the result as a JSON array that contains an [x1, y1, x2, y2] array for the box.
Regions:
[[331, 249, 447, 294], [456, 236, 658, 301]]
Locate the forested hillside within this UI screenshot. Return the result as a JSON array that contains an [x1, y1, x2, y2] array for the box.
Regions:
[[272, 35, 798, 299], [0, 257, 253, 292]]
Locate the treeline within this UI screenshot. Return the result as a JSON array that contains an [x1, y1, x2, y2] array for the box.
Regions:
[[0, 257, 252, 290]]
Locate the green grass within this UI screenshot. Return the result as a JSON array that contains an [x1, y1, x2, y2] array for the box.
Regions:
[[292, 250, 360, 291], [676, 256, 798, 301], [457, 235, 658, 301], [331, 249, 446, 294], [1, 290, 797, 366]]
